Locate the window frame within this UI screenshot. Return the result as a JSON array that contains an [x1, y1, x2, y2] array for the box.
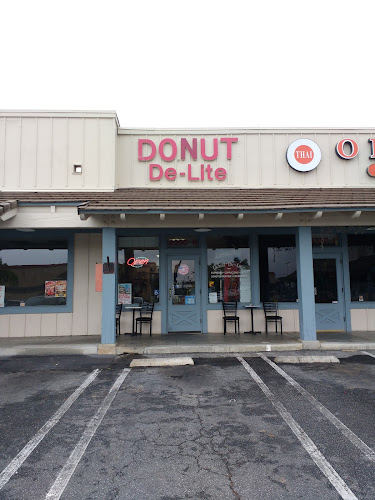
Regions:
[[0, 234, 74, 315]]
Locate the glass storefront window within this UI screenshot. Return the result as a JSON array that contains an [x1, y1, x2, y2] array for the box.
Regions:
[[118, 237, 159, 304], [259, 235, 297, 302], [348, 234, 375, 302], [207, 235, 250, 303], [0, 240, 68, 307]]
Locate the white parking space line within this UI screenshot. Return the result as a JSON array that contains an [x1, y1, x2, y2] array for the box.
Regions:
[[0, 369, 101, 491], [258, 352, 375, 463], [237, 357, 358, 500], [362, 351, 375, 359], [45, 368, 131, 500]]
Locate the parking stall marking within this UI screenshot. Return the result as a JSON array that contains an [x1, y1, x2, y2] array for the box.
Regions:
[[45, 368, 131, 500], [237, 356, 358, 500], [362, 351, 375, 359], [257, 352, 375, 463], [0, 369, 101, 491]]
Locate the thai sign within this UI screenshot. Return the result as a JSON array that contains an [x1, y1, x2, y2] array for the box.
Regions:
[[287, 138, 375, 176]]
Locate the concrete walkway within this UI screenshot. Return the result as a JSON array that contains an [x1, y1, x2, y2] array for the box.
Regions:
[[1, 331, 375, 356]]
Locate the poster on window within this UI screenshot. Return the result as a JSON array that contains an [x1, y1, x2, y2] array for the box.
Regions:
[[118, 283, 132, 304], [45, 281, 56, 297], [0, 286, 5, 307], [55, 280, 67, 297]]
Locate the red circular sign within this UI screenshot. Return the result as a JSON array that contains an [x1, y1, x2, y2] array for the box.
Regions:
[[294, 145, 314, 164]]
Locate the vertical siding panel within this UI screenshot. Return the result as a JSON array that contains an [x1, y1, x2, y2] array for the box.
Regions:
[[20, 118, 38, 189], [0, 315, 10, 337], [9, 314, 26, 337], [68, 118, 84, 189], [245, 134, 260, 187], [260, 135, 275, 186], [83, 118, 100, 189], [87, 233, 102, 335], [36, 118, 53, 188], [56, 313, 72, 336], [41, 314, 57, 336], [72, 233, 89, 335], [274, 134, 289, 186], [4, 118, 21, 189], [99, 119, 116, 190], [315, 133, 331, 187], [25, 313, 42, 336], [52, 118, 69, 188]]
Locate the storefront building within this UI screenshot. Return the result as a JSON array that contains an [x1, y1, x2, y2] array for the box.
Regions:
[[1, 111, 375, 347]]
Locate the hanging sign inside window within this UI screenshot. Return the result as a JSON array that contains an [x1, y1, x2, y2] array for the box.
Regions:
[[0, 286, 5, 307], [127, 257, 149, 268]]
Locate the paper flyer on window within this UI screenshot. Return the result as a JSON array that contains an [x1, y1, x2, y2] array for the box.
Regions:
[[45, 281, 56, 297], [118, 283, 132, 304], [0, 286, 5, 307], [55, 280, 67, 297]]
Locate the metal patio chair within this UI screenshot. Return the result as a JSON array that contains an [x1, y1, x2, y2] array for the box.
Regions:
[[135, 302, 154, 336], [263, 302, 283, 335], [222, 301, 240, 335]]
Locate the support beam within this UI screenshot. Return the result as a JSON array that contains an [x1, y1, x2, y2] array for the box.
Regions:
[[101, 228, 117, 345], [296, 227, 317, 342], [50, 205, 56, 214], [198, 213, 204, 220], [79, 214, 90, 221], [237, 213, 244, 220], [274, 212, 283, 220], [351, 211, 362, 219], [313, 211, 323, 219], [120, 213, 126, 221], [160, 213, 165, 221]]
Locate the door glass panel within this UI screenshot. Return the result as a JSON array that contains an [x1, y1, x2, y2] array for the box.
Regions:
[[313, 259, 338, 303], [171, 259, 195, 305]]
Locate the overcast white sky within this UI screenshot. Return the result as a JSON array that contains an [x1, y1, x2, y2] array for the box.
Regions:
[[1, 0, 373, 128]]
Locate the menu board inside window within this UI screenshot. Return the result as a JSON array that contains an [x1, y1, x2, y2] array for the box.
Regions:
[[207, 238, 251, 303]]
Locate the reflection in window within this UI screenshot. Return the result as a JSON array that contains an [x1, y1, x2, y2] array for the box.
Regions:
[[207, 235, 250, 303], [348, 234, 375, 302], [259, 235, 297, 302], [0, 241, 68, 307], [118, 237, 159, 304]]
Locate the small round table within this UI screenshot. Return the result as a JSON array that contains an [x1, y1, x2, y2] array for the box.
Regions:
[[244, 304, 261, 335], [124, 305, 142, 336]]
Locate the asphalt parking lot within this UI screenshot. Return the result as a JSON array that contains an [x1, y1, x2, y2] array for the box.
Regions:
[[0, 352, 375, 500]]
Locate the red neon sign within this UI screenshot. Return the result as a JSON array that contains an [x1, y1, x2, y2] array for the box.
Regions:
[[127, 257, 149, 268]]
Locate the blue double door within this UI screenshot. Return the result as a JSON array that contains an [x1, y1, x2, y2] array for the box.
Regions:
[[167, 254, 202, 332], [313, 253, 346, 331]]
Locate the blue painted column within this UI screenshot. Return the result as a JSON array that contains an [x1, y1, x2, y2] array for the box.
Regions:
[[101, 228, 117, 344], [296, 227, 317, 341]]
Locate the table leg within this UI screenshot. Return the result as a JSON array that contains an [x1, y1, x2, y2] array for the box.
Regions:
[[244, 307, 261, 335], [131, 309, 136, 336]]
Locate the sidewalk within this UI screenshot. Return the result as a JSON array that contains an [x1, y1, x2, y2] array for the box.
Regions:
[[1, 331, 375, 356]]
